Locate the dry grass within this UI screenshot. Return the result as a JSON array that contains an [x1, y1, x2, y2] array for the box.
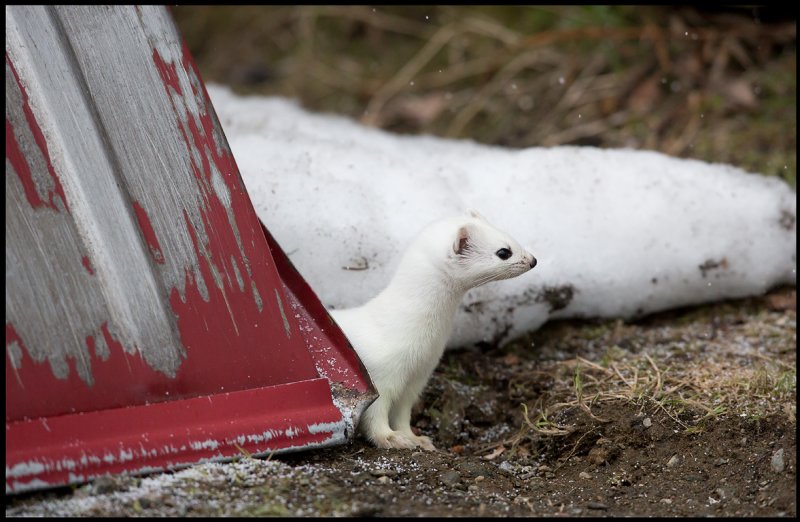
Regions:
[[173, 5, 796, 186], [489, 289, 796, 456]]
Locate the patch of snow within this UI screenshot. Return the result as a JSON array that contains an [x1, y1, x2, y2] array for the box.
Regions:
[[207, 84, 796, 347]]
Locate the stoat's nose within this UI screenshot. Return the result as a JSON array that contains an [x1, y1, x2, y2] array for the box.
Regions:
[[529, 256, 537, 269]]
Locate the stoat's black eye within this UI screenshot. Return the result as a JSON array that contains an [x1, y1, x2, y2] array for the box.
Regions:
[[495, 248, 512, 260]]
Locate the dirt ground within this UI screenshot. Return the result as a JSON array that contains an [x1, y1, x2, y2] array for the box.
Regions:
[[6, 287, 795, 517]]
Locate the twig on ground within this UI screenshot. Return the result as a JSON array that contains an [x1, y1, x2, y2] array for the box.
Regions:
[[363, 24, 457, 126]]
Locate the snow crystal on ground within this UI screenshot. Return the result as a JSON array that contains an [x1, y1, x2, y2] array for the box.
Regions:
[[4, 458, 306, 517], [208, 84, 796, 346]]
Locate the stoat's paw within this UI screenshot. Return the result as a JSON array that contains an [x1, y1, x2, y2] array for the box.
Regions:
[[412, 434, 437, 452], [395, 431, 438, 451], [372, 431, 417, 450]]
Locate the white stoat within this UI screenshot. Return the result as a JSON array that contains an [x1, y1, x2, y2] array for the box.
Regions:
[[330, 210, 537, 450]]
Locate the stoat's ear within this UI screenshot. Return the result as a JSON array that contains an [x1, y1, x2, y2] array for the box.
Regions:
[[453, 225, 471, 255], [466, 208, 487, 221]]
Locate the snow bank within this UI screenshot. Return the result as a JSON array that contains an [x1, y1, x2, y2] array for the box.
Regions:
[[208, 84, 796, 347]]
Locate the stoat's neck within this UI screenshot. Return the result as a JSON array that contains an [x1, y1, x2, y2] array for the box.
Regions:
[[368, 251, 465, 344]]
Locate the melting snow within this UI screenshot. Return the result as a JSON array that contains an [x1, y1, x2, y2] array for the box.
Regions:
[[207, 84, 796, 347]]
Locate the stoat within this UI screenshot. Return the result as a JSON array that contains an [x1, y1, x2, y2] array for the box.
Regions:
[[330, 210, 537, 450]]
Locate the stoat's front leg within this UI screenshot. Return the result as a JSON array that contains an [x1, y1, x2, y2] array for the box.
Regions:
[[389, 374, 437, 451], [358, 393, 417, 449]]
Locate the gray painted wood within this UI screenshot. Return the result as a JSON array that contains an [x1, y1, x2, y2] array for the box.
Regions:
[[6, 5, 181, 387], [5, 5, 309, 420]]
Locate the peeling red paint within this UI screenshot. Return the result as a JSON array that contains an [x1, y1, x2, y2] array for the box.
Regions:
[[151, 48, 182, 96], [131, 201, 165, 264], [178, 42, 373, 395], [3, 222, 335, 420], [154, 45, 321, 386], [5, 41, 334, 421], [9, 306, 310, 421], [6, 119, 48, 210], [261, 223, 374, 394], [5, 53, 69, 213], [6, 322, 24, 349], [81, 256, 95, 275], [6, 8, 375, 493], [6, 226, 326, 422], [85, 334, 96, 358], [5, 323, 26, 385], [6, 323, 27, 394], [167, 207, 320, 388], [6, 322, 166, 421], [7, 377, 343, 493]]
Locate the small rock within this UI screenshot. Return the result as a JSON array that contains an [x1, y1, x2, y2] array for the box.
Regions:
[[457, 461, 491, 478], [349, 503, 383, 517], [771, 448, 785, 473], [667, 455, 680, 468], [715, 488, 727, 500], [475, 475, 485, 482], [138, 494, 160, 509], [660, 498, 672, 505], [498, 461, 515, 474], [579, 472, 592, 480], [72, 484, 93, 499], [642, 417, 652, 428], [91, 476, 116, 495], [369, 469, 397, 477], [376, 475, 391, 484], [587, 501, 608, 510], [765, 291, 796, 311], [351, 472, 371, 484], [587, 446, 614, 466], [468, 485, 479, 492], [713, 458, 729, 467], [440, 470, 461, 486]]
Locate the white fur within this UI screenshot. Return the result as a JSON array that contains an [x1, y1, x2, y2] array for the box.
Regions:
[[330, 210, 536, 450]]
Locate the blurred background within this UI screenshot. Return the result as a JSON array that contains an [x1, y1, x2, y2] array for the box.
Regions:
[[173, 5, 796, 187]]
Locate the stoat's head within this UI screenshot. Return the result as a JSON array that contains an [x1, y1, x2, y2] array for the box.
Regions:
[[423, 209, 537, 290]]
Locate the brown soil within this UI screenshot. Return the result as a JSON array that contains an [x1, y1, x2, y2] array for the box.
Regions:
[[6, 288, 795, 517]]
